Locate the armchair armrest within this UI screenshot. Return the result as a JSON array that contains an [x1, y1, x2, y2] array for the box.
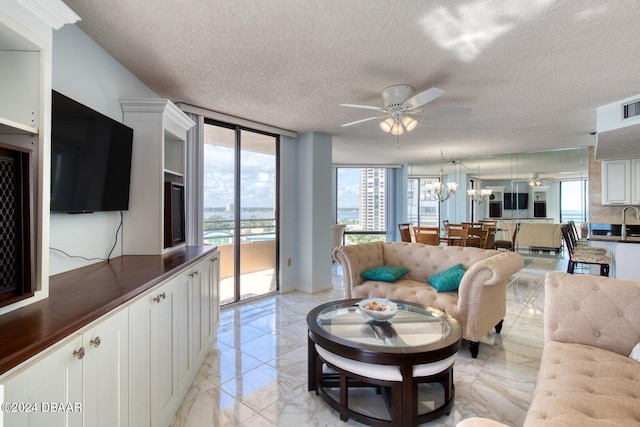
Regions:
[[332, 241, 384, 298], [457, 251, 524, 342]]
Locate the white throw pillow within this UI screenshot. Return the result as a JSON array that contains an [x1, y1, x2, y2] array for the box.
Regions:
[[630, 342, 640, 363]]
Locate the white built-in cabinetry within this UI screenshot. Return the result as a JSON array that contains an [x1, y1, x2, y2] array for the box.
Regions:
[[2, 307, 129, 427], [633, 159, 640, 205], [601, 158, 640, 205], [0, 0, 79, 315], [120, 99, 195, 255], [1, 251, 220, 427], [128, 251, 219, 427], [601, 159, 632, 205]]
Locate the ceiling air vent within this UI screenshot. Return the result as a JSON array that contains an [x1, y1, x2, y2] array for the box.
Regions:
[[623, 99, 640, 120]]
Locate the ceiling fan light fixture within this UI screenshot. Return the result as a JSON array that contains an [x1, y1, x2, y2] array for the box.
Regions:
[[401, 115, 417, 131], [380, 117, 394, 132], [390, 122, 404, 135], [528, 172, 542, 186]]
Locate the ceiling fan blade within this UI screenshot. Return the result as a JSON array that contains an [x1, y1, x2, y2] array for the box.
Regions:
[[340, 103, 386, 112], [340, 115, 388, 127], [402, 87, 444, 110]]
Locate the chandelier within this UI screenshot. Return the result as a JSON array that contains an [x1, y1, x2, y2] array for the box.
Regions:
[[467, 180, 492, 204], [424, 168, 458, 202]]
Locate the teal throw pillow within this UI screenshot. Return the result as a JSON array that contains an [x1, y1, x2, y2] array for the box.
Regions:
[[361, 265, 409, 282], [428, 263, 466, 292]]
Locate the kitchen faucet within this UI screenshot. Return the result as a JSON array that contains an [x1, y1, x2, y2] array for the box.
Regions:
[[621, 206, 640, 239]]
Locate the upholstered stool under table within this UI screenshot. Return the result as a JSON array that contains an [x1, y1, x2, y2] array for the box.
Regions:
[[307, 299, 462, 427]]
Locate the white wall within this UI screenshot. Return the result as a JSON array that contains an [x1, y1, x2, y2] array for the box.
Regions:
[[50, 25, 335, 298], [50, 24, 158, 275]]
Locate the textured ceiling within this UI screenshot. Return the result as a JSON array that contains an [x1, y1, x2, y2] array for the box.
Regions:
[[61, 0, 640, 175]]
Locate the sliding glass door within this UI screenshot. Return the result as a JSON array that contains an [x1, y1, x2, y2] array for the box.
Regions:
[[203, 121, 279, 305]]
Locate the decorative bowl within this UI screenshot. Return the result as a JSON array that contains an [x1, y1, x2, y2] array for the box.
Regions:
[[357, 298, 398, 322]]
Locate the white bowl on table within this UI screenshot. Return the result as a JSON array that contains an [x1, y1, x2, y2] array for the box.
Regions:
[[357, 298, 398, 322]]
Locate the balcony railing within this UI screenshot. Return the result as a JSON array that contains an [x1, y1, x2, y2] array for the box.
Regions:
[[203, 218, 275, 245]]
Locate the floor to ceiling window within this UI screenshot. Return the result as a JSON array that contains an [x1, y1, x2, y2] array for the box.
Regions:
[[407, 177, 440, 227], [560, 179, 588, 235], [203, 120, 279, 305], [336, 167, 387, 243]]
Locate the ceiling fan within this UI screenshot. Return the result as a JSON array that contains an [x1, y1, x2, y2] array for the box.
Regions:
[[340, 84, 444, 135]]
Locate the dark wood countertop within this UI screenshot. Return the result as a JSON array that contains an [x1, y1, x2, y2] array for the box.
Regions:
[[0, 245, 217, 376]]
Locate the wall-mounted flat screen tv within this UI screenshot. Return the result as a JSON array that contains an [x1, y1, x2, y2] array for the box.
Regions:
[[50, 90, 134, 213], [503, 192, 528, 210]]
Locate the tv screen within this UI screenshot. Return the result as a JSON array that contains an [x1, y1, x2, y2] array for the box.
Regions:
[[50, 91, 133, 213], [504, 192, 528, 210]]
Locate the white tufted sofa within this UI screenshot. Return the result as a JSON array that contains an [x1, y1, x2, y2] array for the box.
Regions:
[[457, 272, 640, 427], [332, 242, 524, 358]]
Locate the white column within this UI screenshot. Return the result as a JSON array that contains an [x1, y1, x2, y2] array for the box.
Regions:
[[297, 132, 333, 293]]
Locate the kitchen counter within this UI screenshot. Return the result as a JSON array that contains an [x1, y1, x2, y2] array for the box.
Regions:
[[588, 235, 640, 243], [0, 245, 217, 376]]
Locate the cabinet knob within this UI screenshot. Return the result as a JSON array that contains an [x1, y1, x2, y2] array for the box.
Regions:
[[152, 292, 166, 303], [211, 257, 218, 262], [73, 347, 85, 360], [89, 337, 101, 348], [194, 270, 199, 276]]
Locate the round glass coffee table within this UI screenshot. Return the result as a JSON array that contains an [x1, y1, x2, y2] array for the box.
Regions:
[[307, 299, 462, 426]]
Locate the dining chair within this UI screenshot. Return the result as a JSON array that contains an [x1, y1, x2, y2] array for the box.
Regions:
[[483, 227, 497, 249], [463, 222, 483, 247], [413, 226, 440, 246], [443, 223, 469, 246], [493, 222, 520, 251], [398, 223, 412, 242]]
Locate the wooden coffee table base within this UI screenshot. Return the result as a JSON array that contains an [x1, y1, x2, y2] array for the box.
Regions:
[[308, 340, 456, 427]]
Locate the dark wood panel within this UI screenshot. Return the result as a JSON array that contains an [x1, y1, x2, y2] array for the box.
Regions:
[[0, 245, 217, 375]]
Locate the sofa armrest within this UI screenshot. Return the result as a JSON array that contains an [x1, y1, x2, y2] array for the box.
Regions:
[[332, 241, 384, 299], [544, 272, 640, 356], [457, 251, 524, 341]]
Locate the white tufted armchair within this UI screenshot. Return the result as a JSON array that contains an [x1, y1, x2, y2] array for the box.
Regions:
[[332, 241, 524, 358]]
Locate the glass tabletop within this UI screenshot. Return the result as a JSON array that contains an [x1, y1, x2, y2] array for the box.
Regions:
[[315, 300, 451, 348]]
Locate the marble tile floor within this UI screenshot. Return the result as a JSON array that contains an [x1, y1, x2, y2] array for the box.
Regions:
[[170, 253, 568, 427]]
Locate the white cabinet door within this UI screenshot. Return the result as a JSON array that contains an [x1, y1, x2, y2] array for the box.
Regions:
[[128, 281, 178, 427], [83, 308, 129, 427], [151, 280, 179, 427], [128, 292, 153, 427], [632, 159, 640, 205], [175, 269, 193, 398], [176, 253, 220, 400], [2, 336, 84, 427], [602, 159, 631, 205], [202, 252, 220, 349], [189, 262, 206, 370]]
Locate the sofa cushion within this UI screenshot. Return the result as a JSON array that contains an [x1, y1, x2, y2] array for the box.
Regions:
[[525, 340, 640, 427], [360, 265, 409, 282], [428, 263, 465, 292]]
